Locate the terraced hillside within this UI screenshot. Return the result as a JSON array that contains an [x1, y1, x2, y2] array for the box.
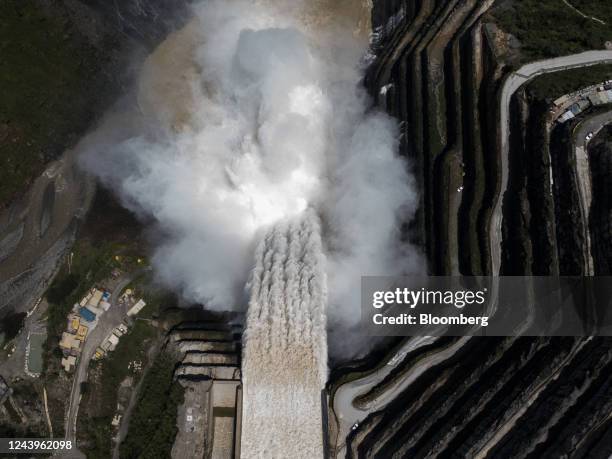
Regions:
[[589, 127, 612, 274], [330, 1, 612, 457], [367, 0, 499, 276]]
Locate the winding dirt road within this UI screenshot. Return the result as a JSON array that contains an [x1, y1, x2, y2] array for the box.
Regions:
[[331, 337, 472, 458]]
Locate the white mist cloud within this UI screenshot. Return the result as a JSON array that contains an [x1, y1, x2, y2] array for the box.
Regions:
[[80, 0, 421, 343]]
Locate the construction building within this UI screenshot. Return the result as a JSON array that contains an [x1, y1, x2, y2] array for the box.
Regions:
[[127, 299, 146, 317], [61, 355, 77, 372], [67, 315, 80, 334], [59, 332, 81, 355], [76, 324, 89, 341], [170, 321, 242, 459], [79, 291, 93, 307], [59, 287, 111, 371], [95, 323, 130, 359], [79, 307, 96, 323], [210, 381, 242, 458], [88, 289, 104, 308], [78, 288, 111, 319], [556, 81, 612, 123]]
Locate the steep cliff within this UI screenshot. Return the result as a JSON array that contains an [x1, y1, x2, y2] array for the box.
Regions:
[[589, 129, 612, 274]]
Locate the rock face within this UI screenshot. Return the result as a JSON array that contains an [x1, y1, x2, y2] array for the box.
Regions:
[[367, 0, 500, 276], [334, 1, 612, 457], [589, 131, 612, 275]]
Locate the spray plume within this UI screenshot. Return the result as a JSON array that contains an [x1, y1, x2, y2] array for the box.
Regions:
[[80, 0, 421, 356]]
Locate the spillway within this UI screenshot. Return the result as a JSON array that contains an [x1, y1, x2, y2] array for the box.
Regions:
[[241, 210, 327, 458]]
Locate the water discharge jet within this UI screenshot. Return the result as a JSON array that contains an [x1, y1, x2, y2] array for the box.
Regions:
[[242, 210, 327, 457]]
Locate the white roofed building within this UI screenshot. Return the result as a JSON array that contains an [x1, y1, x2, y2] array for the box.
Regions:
[[127, 299, 146, 317]]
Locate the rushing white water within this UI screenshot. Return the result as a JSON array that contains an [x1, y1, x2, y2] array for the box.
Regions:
[[77, 0, 421, 455], [82, 0, 419, 327], [242, 210, 327, 458]]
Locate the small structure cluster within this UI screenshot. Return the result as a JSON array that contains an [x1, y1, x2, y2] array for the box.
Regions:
[[111, 413, 122, 427], [59, 287, 110, 372], [88, 289, 147, 360], [127, 360, 143, 372], [555, 80, 612, 122], [94, 323, 129, 360], [119, 288, 147, 317], [78, 288, 112, 321]]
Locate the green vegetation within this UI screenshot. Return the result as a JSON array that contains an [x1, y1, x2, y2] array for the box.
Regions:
[[493, 0, 611, 59], [2, 381, 48, 437], [11, 380, 39, 401], [80, 188, 144, 248], [571, 0, 612, 24], [0, 1, 116, 206], [96, 322, 157, 399], [140, 288, 178, 320], [81, 418, 112, 459], [79, 321, 158, 459], [527, 64, 612, 100], [0, 421, 43, 438], [120, 352, 183, 459], [2, 400, 22, 424], [46, 274, 79, 306], [120, 270, 178, 320]]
